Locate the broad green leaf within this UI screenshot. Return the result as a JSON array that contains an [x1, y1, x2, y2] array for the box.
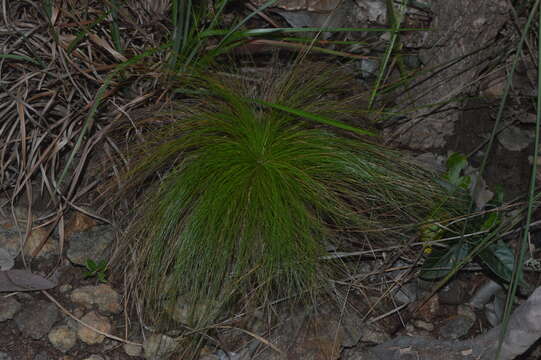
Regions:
[[86, 259, 97, 269], [479, 242, 528, 287], [481, 212, 500, 231], [420, 243, 470, 280], [445, 153, 468, 186]]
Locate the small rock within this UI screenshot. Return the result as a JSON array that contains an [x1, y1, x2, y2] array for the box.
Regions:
[[0, 227, 58, 259], [71, 284, 121, 314], [498, 126, 533, 152], [143, 334, 178, 360], [413, 153, 446, 173], [64, 212, 97, 240], [67, 225, 114, 266], [413, 294, 440, 322], [83, 356, 104, 360], [520, 112, 537, 124], [0, 352, 12, 360], [357, 58, 379, 78], [124, 342, 143, 357], [0, 231, 19, 259], [381, 28, 398, 40], [392, 282, 418, 305], [62, 307, 85, 332], [286, 317, 347, 359], [102, 338, 121, 351], [439, 281, 466, 305], [58, 284, 72, 293], [403, 54, 422, 69], [0, 248, 14, 270], [15, 292, 33, 301], [23, 227, 58, 258], [14, 300, 58, 339], [73, 307, 85, 317], [360, 324, 390, 344], [0, 206, 33, 228], [439, 315, 475, 340], [0, 296, 21, 322], [413, 320, 434, 332], [33, 351, 50, 360], [480, 69, 506, 98], [165, 293, 219, 325], [457, 304, 476, 321], [77, 311, 112, 344], [198, 355, 220, 360], [214, 350, 240, 360], [356, 0, 387, 23], [485, 298, 505, 327], [48, 325, 77, 352]]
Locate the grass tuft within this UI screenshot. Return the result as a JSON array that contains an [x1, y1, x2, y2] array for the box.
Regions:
[[113, 62, 461, 332]]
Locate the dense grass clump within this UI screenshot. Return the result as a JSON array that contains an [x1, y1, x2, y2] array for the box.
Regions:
[[114, 63, 456, 331]]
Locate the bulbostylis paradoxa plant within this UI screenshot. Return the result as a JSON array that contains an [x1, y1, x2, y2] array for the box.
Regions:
[[111, 62, 465, 337]]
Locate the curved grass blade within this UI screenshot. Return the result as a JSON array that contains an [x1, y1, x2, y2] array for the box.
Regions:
[[0, 54, 42, 67], [107, 0, 122, 52], [368, 0, 407, 110], [215, 0, 278, 49], [252, 99, 376, 136], [169, 0, 192, 69], [201, 27, 430, 38], [66, 12, 109, 54], [497, 2, 541, 358]]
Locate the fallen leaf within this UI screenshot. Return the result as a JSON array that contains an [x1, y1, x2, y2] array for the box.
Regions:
[[0, 269, 57, 292]]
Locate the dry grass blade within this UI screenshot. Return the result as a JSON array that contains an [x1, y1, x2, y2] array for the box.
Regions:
[[0, 0, 170, 251]]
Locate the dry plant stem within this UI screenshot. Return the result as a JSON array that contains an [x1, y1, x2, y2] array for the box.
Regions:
[[367, 302, 409, 324], [216, 326, 285, 356], [245, 2, 281, 28], [41, 290, 142, 346]]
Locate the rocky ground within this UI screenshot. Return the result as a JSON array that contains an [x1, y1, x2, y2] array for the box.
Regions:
[[1, 195, 541, 359]]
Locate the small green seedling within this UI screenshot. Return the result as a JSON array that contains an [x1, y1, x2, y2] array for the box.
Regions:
[[84, 259, 108, 283], [420, 153, 523, 286], [443, 152, 471, 191]]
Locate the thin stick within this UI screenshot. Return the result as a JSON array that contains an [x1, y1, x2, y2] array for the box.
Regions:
[[41, 290, 142, 346]]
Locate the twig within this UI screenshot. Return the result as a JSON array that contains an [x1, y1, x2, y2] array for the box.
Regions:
[[42, 290, 142, 346]]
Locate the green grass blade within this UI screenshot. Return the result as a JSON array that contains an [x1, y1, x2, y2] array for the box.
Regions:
[[367, 0, 406, 110], [496, 1, 541, 358], [215, 0, 278, 48], [169, 0, 191, 69], [252, 99, 376, 136], [201, 27, 430, 38], [0, 54, 42, 67], [66, 12, 108, 54], [42, 0, 53, 19], [108, 0, 122, 52]]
